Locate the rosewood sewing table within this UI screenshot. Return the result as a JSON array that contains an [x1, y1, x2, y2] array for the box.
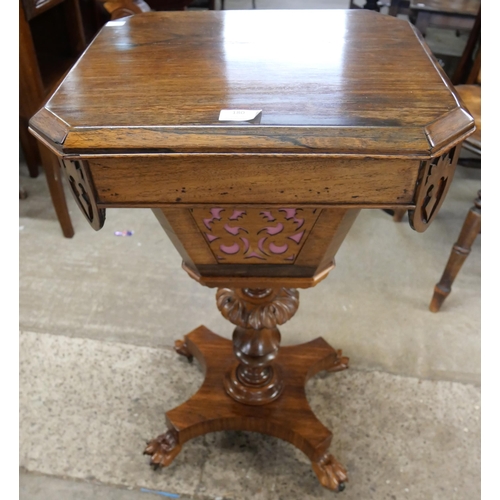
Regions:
[[29, 10, 474, 492]]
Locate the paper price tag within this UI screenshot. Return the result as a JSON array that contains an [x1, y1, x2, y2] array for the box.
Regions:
[[219, 109, 262, 122], [106, 20, 126, 26]]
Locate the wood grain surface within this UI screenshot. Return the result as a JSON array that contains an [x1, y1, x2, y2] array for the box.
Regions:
[[30, 9, 474, 156]]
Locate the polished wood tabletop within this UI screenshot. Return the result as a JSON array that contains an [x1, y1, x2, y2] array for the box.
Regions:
[[31, 9, 473, 157]]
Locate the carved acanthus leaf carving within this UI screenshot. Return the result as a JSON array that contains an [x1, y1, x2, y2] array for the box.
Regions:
[[216, 288, 299, 329]]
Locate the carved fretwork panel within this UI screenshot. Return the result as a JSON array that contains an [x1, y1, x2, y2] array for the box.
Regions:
[[62, 160, 106, 231], [409, 147, 459, 233], [190, 207, 321, 264]]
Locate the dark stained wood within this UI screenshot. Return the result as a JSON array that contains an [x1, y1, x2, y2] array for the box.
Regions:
[[361, 0, 380, 11], [21, 0, 65, 21], [181, 261, 335, 290], [20, 0, 45, 177], [388, 0, 410, 17], [452, 6, 480, 85], [20, 0, 87, 236], [39, 145, 75, 238], [145, 325, 349, 491], [430, 191, 480, 311], [28, 10, 475, 491]]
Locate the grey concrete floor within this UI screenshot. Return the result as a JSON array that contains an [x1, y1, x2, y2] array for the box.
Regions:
[[19, 2, 480, 499]]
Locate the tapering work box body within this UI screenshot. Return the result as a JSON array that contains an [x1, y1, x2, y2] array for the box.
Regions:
[[30, 10, 474, 491]]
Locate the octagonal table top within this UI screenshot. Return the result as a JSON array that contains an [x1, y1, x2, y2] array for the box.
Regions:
[[30, 9, 474, 158]]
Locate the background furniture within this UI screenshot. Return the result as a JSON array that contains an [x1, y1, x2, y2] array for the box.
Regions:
[[350, 0, 479, 37], [429, 10, 480, 312], [19, 0, 91, 238], [392, 10, 480, 310], [221, 0, 255, 9], [430, 191, 481, 311], [99, 0, 151, 18], [409, 0, 480, 36], [349, 0, 408, 13], [29, 10, 474, 491], [99, 0, 216, 17]]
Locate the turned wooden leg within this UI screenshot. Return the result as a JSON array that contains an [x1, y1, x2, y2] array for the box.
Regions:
[[145, 288, 349, 491], [388, 0, 402, 17], [430, 191, 481, 312], [415, 11, 431, 37], [38, 144, 75, 239], [20, 118, 40, 178]]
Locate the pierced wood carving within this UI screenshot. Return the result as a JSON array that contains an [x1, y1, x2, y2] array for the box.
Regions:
[[191, 207, 320, 264], [62, 160, 105, 231], [216, 288, 299, 329], [409, 148, 458, 232]]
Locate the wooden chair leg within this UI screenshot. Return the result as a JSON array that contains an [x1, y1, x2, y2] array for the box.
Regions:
[[429, 191, 480, 312], [388, 0, 401, 16], [393, 209, 406, 222], [415, 11, 431, 37], [20, 118, 40, 178], [38, 144, 75, 238]]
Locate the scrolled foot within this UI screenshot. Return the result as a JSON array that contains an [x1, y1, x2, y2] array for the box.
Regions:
[[327, 349, 350, 372], [144, 430, 182, 468], [312, 453, 348, 492], [174, 338, 193, 362]]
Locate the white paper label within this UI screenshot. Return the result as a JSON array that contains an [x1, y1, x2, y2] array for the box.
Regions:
[[219, 109, 262, 122], [106, 20, 126, 27]]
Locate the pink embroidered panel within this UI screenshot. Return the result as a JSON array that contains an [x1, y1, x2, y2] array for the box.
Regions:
[[190, 207, 321, 264]]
